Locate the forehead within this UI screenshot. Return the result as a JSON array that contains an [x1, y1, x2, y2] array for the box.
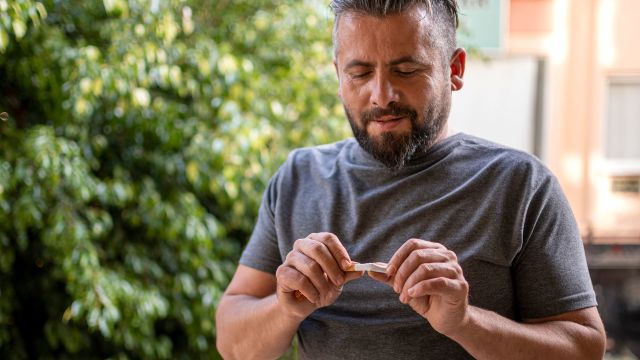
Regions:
[[335, 6, 437, 62]]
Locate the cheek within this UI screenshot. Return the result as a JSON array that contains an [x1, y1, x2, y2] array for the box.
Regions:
[[417, 77, 447, 108], [343, 73, 373, 96], [340, 82, 368, 110]]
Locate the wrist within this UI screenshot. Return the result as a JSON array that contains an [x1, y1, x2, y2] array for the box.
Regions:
[[442, 305, 477, 341], [275, 293, 311, 324]]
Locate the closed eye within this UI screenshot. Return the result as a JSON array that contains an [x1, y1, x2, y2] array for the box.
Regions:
[[395, 69, 418, 77], [350, 71, 372, 79]]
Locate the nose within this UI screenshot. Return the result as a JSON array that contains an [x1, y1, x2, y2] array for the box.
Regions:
[[370, 72, 399, 108]]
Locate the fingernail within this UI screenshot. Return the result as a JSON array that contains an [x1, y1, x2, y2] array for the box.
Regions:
[[336, 274, 344, 286], [342, 260, 350, 270], [393, 283, 400, 293], [408, 288, 416, 296], [399, 294, 406, 304]]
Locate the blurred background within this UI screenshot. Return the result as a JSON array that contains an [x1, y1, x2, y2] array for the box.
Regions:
[[452, 1, 640, 358], [0, 0, 638, 359]]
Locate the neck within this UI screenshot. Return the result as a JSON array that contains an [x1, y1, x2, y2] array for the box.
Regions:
[[432, 123, 457, 147]]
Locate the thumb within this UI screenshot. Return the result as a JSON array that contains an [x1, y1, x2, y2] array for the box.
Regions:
[[344, 271, 365, 283]]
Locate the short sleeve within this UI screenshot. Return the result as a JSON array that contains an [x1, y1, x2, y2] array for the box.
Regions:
[[238, 169, 284, 274], [513, 174, 597, 319]]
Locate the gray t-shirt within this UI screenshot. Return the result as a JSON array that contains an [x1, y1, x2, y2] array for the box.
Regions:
[[240, 133, 597, 360]]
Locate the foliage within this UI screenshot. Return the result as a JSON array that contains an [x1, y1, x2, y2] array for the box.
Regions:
[[0, 0, 349, 358]]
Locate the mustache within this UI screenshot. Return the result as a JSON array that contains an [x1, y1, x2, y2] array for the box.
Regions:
[[361, 103, 417, 124]]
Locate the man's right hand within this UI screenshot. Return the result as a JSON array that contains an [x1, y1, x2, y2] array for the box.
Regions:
[[275, 232, 363, 320]]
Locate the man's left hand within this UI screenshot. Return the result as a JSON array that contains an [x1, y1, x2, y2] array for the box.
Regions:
[[369, 239, 469, 336]]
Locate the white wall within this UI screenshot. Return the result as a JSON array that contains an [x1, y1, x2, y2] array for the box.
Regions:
[[449, 56, 541, 155]]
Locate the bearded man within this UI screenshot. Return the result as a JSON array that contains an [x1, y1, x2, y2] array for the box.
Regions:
[[215, 1, 606, 359]]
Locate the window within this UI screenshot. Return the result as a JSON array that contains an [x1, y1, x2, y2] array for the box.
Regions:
[[604, 77, 640, 175]]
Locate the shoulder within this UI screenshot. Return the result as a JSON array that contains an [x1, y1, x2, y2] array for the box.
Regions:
[[280, 138, 355, 175], [266, 138, 354, 191], [287, 138, 354, 164], [456, 134, 553, 178], [454, 133, 536, 161]]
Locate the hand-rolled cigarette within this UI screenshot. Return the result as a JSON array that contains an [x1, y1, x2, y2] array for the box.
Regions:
[[292, 262, 388, 301], [346, 262, 388, 273]]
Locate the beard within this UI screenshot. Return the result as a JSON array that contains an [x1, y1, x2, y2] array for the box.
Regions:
[[345, 101, 447, 172]]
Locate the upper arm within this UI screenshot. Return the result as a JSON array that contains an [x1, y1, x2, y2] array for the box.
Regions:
[[524, 306, 606, 356], [224, 264, 277, 298], [514, 173, 597, 319], [524, 306, 604, 332]]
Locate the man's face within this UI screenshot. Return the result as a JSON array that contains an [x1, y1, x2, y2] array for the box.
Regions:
[[334, 6, 459, 170]]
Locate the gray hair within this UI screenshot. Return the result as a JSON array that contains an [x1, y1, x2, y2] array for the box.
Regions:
[[329, 0, 459, 58]]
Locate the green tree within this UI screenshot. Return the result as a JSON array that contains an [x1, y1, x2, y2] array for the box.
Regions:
[[0, 0, 349, 358]]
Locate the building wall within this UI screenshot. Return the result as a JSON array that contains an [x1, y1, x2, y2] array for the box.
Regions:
[[508, 0, 640, 244], [449, 56, 540, 154]]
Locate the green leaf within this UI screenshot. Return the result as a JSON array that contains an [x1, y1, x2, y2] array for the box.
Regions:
[[12, 19, 26, 39], [0, 28, 7, 52]]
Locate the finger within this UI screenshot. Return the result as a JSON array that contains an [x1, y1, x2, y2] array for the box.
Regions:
[[277, 266, 319, 303], [407, 277, 468, 301], [344, 271, 365, 283], [407, 295, 431, 313], [286, 251, 337, 296], [393, 247, 451, 294], [401, 262, 462, 298], [307, 232, 352, 271], [400, 290, 430, 306], [387, 239, 444, 278], [367, 271, 393, 286], [295, 235, 346, 287]]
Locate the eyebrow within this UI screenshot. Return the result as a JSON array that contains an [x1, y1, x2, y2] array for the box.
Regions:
[[389, 56, 427, 67], [344, 60, 373, 71], [343, 56, 428, 71]]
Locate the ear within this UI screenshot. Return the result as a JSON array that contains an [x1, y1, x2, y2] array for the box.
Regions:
[[334, 58, 343, 99], [449, 48, 466, 91]]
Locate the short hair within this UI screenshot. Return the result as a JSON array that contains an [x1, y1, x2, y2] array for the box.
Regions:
[[330, 0, 459, 59]]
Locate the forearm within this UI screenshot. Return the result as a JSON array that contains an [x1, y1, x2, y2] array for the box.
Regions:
[[216, 293, 302, 360], [448, 306, 605, 360]]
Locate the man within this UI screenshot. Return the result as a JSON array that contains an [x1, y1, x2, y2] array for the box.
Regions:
[[215, 1, 606, 359]]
